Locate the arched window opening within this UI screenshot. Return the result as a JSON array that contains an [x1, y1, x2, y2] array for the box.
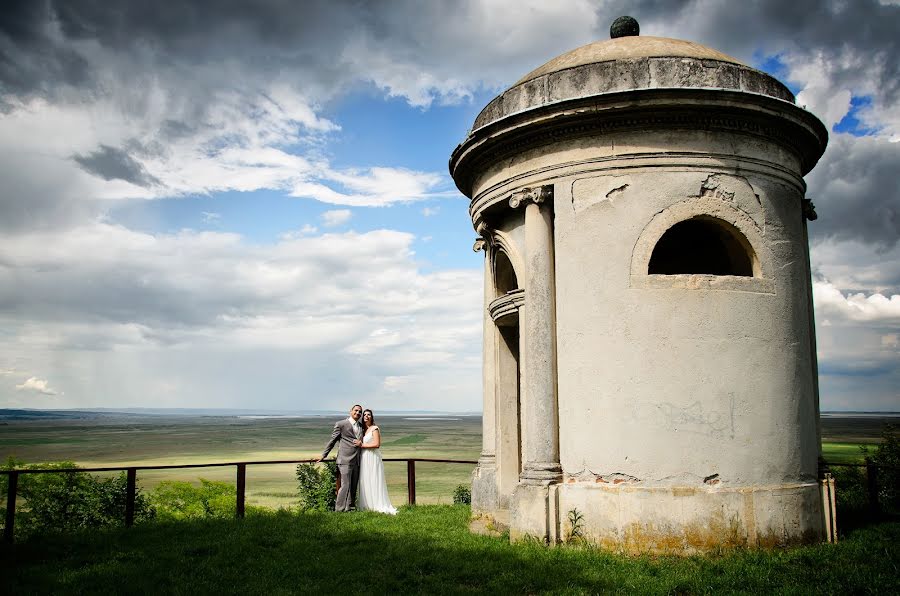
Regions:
[[648, 217, 755, 276], [494, 250, 518, 295]]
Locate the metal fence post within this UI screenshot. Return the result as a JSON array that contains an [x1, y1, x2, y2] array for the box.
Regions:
[[4, 472, 18, 543], [407, 460, 416, 505], [236, 464, 246, 518], [866, 459, 880, 517], [125, 468, 137, 527]]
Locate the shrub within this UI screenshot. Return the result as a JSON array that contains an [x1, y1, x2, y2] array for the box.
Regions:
[[296, 461, 338, 512], [452, 484, 471, 505], [832, 465, 867, 518], [150, 479, 236, 520], [862, 423, 899, 513], [1, 458, 155, 538]]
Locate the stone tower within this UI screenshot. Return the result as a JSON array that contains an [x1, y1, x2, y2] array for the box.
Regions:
[[450, 18, 833, 552]]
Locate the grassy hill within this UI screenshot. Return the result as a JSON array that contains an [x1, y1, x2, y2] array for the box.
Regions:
[[4, 506, 898, 595]]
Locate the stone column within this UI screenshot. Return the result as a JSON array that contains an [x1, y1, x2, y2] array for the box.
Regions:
[[510, 186, 561, 485], [471, 233, 498, 512], [802, 200, 824, 465]]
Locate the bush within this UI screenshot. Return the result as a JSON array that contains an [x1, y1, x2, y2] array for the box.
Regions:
[[452, 484, 471, 505], [860, 423, 900, 514], [150, 479, 236, 520], [1, 458, 155, 538], [832, 465, 867, 518], [831, 424, 900, 529], [296, 461, 338, 512]]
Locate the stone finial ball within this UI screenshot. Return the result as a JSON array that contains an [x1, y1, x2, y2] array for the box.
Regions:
[[610, 16, 640, 38]]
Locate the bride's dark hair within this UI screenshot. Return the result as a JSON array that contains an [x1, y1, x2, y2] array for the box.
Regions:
[[363, 409, 375, 427]]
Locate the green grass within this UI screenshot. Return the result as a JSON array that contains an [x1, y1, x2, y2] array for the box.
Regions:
[[3, 506, 898, 595], [821, 442, 869, 465], [385, 433, 427, 445]]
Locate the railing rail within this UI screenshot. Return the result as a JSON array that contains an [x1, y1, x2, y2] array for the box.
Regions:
[[2, 458, 893, 544], [0, 457, 478, 543], [825, 460, 898, 518]]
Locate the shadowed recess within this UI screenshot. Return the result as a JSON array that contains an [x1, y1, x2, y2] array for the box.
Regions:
[[648, 217, 754, 276]]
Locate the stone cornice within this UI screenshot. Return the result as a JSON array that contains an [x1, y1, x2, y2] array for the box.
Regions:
[[473, 56, 794, 131], [449, 88, 828, 199], [468, 152, 805, 232]]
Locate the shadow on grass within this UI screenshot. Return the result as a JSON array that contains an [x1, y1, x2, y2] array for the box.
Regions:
[[3, 505, 899, 594]]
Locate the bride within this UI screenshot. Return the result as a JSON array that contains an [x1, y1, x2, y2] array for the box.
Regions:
[[357, 409, 397, 514]]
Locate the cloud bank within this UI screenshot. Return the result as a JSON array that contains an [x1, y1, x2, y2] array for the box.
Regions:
[[1, 1, 898, 411]]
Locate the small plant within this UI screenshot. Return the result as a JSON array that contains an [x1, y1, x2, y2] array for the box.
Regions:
[[565, 508, 585, 543], [452, 484, 471, 505], [519, 532, 548, 546], [296, 461, 338, 512]]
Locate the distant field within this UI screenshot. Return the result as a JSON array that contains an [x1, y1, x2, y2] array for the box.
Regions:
[[820, 413, 895, 464], [1, 413, 894, 508], [0, 415, 482, 509]]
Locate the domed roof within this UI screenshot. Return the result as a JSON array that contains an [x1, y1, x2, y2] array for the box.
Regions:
[[450, 18, 827, 199], [469, 29, 793, 132], [515, 36, 745, 86]]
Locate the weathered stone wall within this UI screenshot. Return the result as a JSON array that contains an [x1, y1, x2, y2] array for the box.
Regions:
[[468, 124, 823, 548], [454, 31, 828, 551]]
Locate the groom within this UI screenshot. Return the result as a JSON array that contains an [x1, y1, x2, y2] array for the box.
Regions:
[[317, 404, 364, 512]]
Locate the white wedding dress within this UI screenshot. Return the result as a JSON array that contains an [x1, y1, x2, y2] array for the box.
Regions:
[[357, 427, 397, 514]]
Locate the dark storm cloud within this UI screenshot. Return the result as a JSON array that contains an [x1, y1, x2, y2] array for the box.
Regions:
[[621, 0, 900, 104], [3, 3, 897, 70], [4, 1, 898, 103], [2, 0, 899, 247], [73, 145, 160, 187], [0, 0, 366, 98], [0, 0, 90, 101], [806, 134, 900, 248]]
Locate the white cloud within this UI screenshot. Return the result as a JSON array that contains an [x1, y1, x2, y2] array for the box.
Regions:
[[292, 167, 444, 207], [791, 52, 855, 128], [280, 224, 319, 240], [814, 281, 900, 324], [15, 377, 59, 396], [0, 224, 482, 410], [3, 0, 899, 414], [382, 375, 413, 392], [321, 209, 352, 227], [422, 206, 440, 217], [201, 212, 221, 223]]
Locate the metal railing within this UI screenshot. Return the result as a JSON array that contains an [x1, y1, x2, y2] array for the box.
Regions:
[[0, 457, 477, 543], [2, 458, 894, 544]]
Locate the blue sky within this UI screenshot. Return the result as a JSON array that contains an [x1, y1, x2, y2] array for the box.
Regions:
[[106, 85, 494, 271], [1, 1, 898, 413]]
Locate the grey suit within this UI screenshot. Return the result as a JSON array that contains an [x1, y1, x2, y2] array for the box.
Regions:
[[321, 418, 363, 511]]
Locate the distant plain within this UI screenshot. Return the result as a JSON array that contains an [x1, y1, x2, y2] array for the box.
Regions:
[[0, 413, 482, 508], [0, 412, 893, 509]]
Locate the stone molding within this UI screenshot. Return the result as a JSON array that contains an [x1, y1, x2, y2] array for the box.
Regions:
[[520, 461, 563, 485], [630, 195, 776, 294], [450, 88, 828, 199], [474, 55, 795, 131], [488, 289, 525, 325], [468, 152, 805, 229]]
